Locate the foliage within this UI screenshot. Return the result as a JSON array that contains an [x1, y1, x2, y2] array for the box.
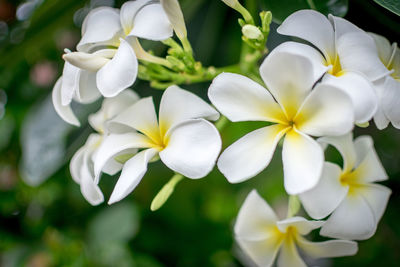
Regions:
[[0, 0, 399, 266]]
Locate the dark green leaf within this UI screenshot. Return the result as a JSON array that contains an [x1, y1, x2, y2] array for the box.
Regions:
[[373, 0, 400, 16]]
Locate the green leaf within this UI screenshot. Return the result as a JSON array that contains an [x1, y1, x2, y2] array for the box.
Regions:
[[262, 0, 349, 23], [88, 202, 140, 245], [373, 0, 400, 16], [19, 96, 74, 186], [19, 95, 98, 186]]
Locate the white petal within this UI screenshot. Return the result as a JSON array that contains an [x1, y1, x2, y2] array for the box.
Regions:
[[96, 39, 138, 97], [102, 158, 123, 176], [234, 190, 281, 267], [373, 77, 390, 129], [320, 194, 376, 240], [129, 3, 173, 41], [159, 85, 219, 135], [160, 0, 187, 39], [61, 62, 80, 106], [277, 10, 335, 60], [277, 238, 306, 267], [108, 148, 158, 204], [93, 132, 151, 183], [78, 7, 122, 52], [76, 70, 101, 104], [120, 0, 152, 34], [218, 124, 289, 183], [70, 134, 104, 205], [318, 133, 356, 173], [160, 119, 221, 178], [107, 97, 159, 140], [234, 190, 279, 239], [295, 83, 354, 137], [271, 42, 329, 81], [329, 14, 363, 41], [282, 130, 324, 195], [369, 32, 393, 65], [236, 237, 281, 267], [80, 155, 104, 206], [208, 73, 286, 123], [381, 77, 400, 129], [300, 162, 348, 219], [277, 217, 324, 235], [52, 77, 80, 126], [70, 146, 86, 184], [321, 71, 377, 124], [374, 106, 390, 130], [260, 52, 317, 119], [337, 31, 391, 81], [353, 135, 388, 183], [360, 184, 391, 223], [297, 236, 358, 258], [89, 90, 139, 133]]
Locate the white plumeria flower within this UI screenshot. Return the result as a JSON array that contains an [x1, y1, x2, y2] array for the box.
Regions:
[[276, 10, 387, 124], [70, 90, 140, 205], [54, 0, 174, 125], [299, 133, 391, 240], [369, 33, 400, 129], [208, 51, 354, 195], [235, 190, 358, 267], [94, 86, 221, 204]]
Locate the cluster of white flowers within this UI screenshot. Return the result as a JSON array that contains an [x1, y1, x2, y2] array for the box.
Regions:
[[51, 1, 396, 266]]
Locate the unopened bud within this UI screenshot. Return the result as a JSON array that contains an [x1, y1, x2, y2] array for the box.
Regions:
[[63, 50, 112, 71], [242, 24, 263, 40], [221, 0, 239, 8], [161, 0, 187, 39]]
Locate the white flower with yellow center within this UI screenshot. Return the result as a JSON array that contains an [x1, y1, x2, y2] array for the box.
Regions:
[[54, 0, 174, 125], [208, 51, 354, 195], [70, 90, 140, 205], [93, 86, 221, 204], [369, 33, 400, 129], [299, 133, 391, 240], [276, 9, 392, 124], [235, 190, 358, 267]]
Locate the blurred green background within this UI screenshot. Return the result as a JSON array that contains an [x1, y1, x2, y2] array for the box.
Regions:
[[0, 0, 399, 266]]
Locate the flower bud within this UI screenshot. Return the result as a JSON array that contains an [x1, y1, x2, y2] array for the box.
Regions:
[[63, 50, 113, 71], [221, 0, 239, 8], [160, 0, 187, 39], [242, 24, 263, 40]]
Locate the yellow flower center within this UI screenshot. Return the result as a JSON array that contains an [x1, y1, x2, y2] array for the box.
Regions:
[[340, 171, 363, 195], [386, 47, 400, 81], [326, 55, 345, 77], [145, 126, 170, 151]]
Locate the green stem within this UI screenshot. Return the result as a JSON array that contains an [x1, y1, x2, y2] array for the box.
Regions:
[[234, 2, 254, 24], [141, 64, 241, 89], [215, 116, 229, 131], [245, 0, 257, 20], [140, 55, 173, 69], [287, 195, 301, 218], [306, 0, 317, 10], [180, 37, 194, 55]]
